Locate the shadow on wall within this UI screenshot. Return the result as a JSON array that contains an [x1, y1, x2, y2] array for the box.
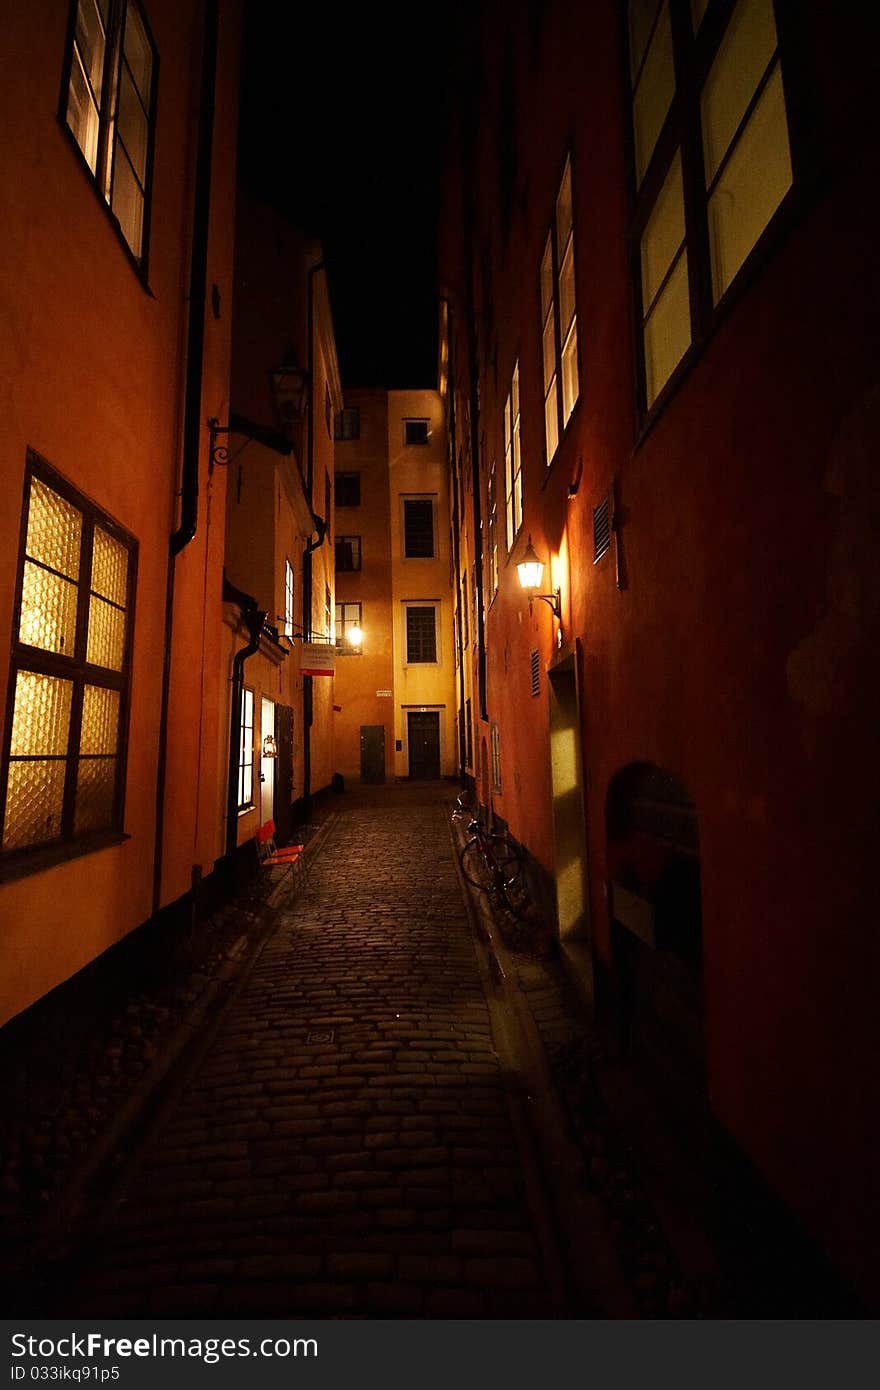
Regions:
[[606, 763, 704, 1111]]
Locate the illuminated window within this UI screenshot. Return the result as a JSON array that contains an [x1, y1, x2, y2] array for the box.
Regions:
[[1, 453, 136, 871], [238, 688, 254, 811], [628, 0, 795, 412], [504, 363, 522, 551], [61, 0, 158, 269], [540, 156, 579, 463], [284, 558, 294, 638], [335, 601, 362, 643]]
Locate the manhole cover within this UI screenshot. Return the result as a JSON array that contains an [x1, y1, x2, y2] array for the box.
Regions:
[[307, 1029, 334, 1045]]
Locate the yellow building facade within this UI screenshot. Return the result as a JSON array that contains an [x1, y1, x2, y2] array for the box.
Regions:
[[334, 390, 455, 784]]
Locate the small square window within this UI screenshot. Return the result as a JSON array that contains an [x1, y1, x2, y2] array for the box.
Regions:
[[404, 419, 430, 446]]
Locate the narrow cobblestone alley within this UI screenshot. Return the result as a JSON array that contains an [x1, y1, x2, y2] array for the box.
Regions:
[[52, 786, 578, 1318]]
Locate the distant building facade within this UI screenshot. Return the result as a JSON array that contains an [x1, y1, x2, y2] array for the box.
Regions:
[[225, 196, 341, 854], [441, 0, 880, 1305], [333, 390, 456, 784]]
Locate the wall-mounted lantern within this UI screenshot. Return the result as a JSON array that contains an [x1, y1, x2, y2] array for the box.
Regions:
[[261, 733, 278, 759], [347, 625, 363, 650], [270, 364, 310, 426], [517, 535, 562, 637]]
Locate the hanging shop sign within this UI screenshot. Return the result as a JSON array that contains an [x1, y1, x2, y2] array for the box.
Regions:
[[300, 644, 336, 677]]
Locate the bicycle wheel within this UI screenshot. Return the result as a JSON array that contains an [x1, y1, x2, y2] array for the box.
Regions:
[[459, 835, 523, 892]]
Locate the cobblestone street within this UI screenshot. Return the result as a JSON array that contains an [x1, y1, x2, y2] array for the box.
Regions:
[[2, 783, 857, 1320], [51, 786, 581, 1317]]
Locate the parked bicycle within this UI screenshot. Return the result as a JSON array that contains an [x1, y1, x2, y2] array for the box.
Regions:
[[453, 793, 526, 918]]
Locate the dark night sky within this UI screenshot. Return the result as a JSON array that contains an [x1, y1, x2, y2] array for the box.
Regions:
[[238, 6, 468, 391]]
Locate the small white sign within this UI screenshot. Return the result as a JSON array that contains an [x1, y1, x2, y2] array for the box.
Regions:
[[301, 643, 336, 677], [376, 689, 392, 698]]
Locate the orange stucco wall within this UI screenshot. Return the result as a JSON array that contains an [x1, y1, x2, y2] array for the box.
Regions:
[[0, 0, 241, 1023]]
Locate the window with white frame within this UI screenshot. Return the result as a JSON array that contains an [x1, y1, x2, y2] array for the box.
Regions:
[[504, 363, 522, 551], [284, 558, 294, 638], [238, 687, 254, 811], [62, 0, 158, 269], [405, 605, 438, 664], [540, 155, 579, 462], [1, 454, 137, 869], [628, 0, 795, 412]]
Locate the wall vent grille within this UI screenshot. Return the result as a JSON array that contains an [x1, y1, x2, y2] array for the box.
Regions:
[[530, 649, 540, 698], [593, 496, 611, 563]]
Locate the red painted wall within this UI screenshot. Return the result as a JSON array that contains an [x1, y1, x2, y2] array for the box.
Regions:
[[443, 0, 880, 1303]]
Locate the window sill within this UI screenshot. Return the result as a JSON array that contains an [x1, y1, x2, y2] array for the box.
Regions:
[[633, 178, 820, 452], [0, 829, 131, 886], [541, 396, 582, 491]]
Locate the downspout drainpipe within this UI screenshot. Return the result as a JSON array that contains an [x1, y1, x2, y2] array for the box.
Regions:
[[301, 258, 326, 822], [223, 577, 266, 864], [151, 0, 220, 916]]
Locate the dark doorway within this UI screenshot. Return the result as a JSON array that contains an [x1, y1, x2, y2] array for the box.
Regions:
[[360, 725, 385, 784], [274, 704, 294, 843], [407, 711, 441, 779]]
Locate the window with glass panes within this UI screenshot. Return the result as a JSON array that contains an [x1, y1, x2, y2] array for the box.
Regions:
[[335, 602, 362, 642], [405, 607, 437, 664], [540, 156, 579, 462], [403, 498, 435, 558], [334, 472, 361, 507], [504, 364, 522, 551], [61, 0, 157, 268], [335, 536, 361, 572], [1, 455, 136, 867], [238, 688, 254, 810], [628, 0, 796, 413]]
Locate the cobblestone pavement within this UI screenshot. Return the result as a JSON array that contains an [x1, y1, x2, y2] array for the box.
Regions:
[[58, 786, 568, 1318]]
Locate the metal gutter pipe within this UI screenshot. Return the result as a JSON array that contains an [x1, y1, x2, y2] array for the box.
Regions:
[[151, 0, 220, 916]]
